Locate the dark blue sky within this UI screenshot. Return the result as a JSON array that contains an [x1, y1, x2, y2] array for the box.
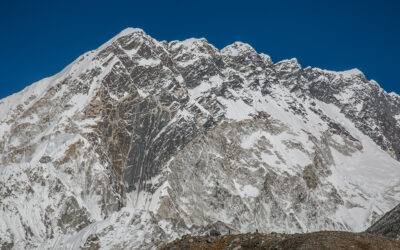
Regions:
[[0, 0, 399, 99]]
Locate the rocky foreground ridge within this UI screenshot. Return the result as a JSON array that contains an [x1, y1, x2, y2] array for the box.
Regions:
[[162, 231, 400, 250], [1, 28, 400, 249]]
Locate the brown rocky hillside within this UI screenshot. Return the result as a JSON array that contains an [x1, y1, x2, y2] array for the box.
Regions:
[[162, 231, 400, 250]]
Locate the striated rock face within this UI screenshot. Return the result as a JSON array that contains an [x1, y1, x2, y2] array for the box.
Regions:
[[367, 203, 400, 239], [1, 28, 400, 249]]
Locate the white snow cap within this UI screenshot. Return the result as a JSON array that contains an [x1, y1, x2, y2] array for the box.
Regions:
[[116, 27, 145, 37], [340, 68, 364, 77]]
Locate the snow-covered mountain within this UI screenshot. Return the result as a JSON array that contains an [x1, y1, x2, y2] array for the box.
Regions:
[[1, 28, 400, 249]]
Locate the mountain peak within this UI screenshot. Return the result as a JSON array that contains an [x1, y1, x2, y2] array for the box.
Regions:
[[221, 41, 257, 56], [115, 27, 146, 38]]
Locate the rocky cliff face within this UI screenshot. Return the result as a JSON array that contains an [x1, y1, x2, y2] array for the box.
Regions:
[[1, 28, 400, 249], [367, 203, 400, 239]]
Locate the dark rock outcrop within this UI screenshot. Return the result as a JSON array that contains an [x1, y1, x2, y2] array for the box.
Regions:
[[367, 203, 400, 239]]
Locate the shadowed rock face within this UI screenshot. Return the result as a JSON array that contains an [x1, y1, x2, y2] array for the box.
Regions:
[[367, 203, 400, 239], [1, 28, 400, 249], [302, 68, 400, 160], [81, 36, 207, 196]]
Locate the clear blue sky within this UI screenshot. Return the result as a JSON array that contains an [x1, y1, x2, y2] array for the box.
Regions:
[[0, 0, 399, 99]]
